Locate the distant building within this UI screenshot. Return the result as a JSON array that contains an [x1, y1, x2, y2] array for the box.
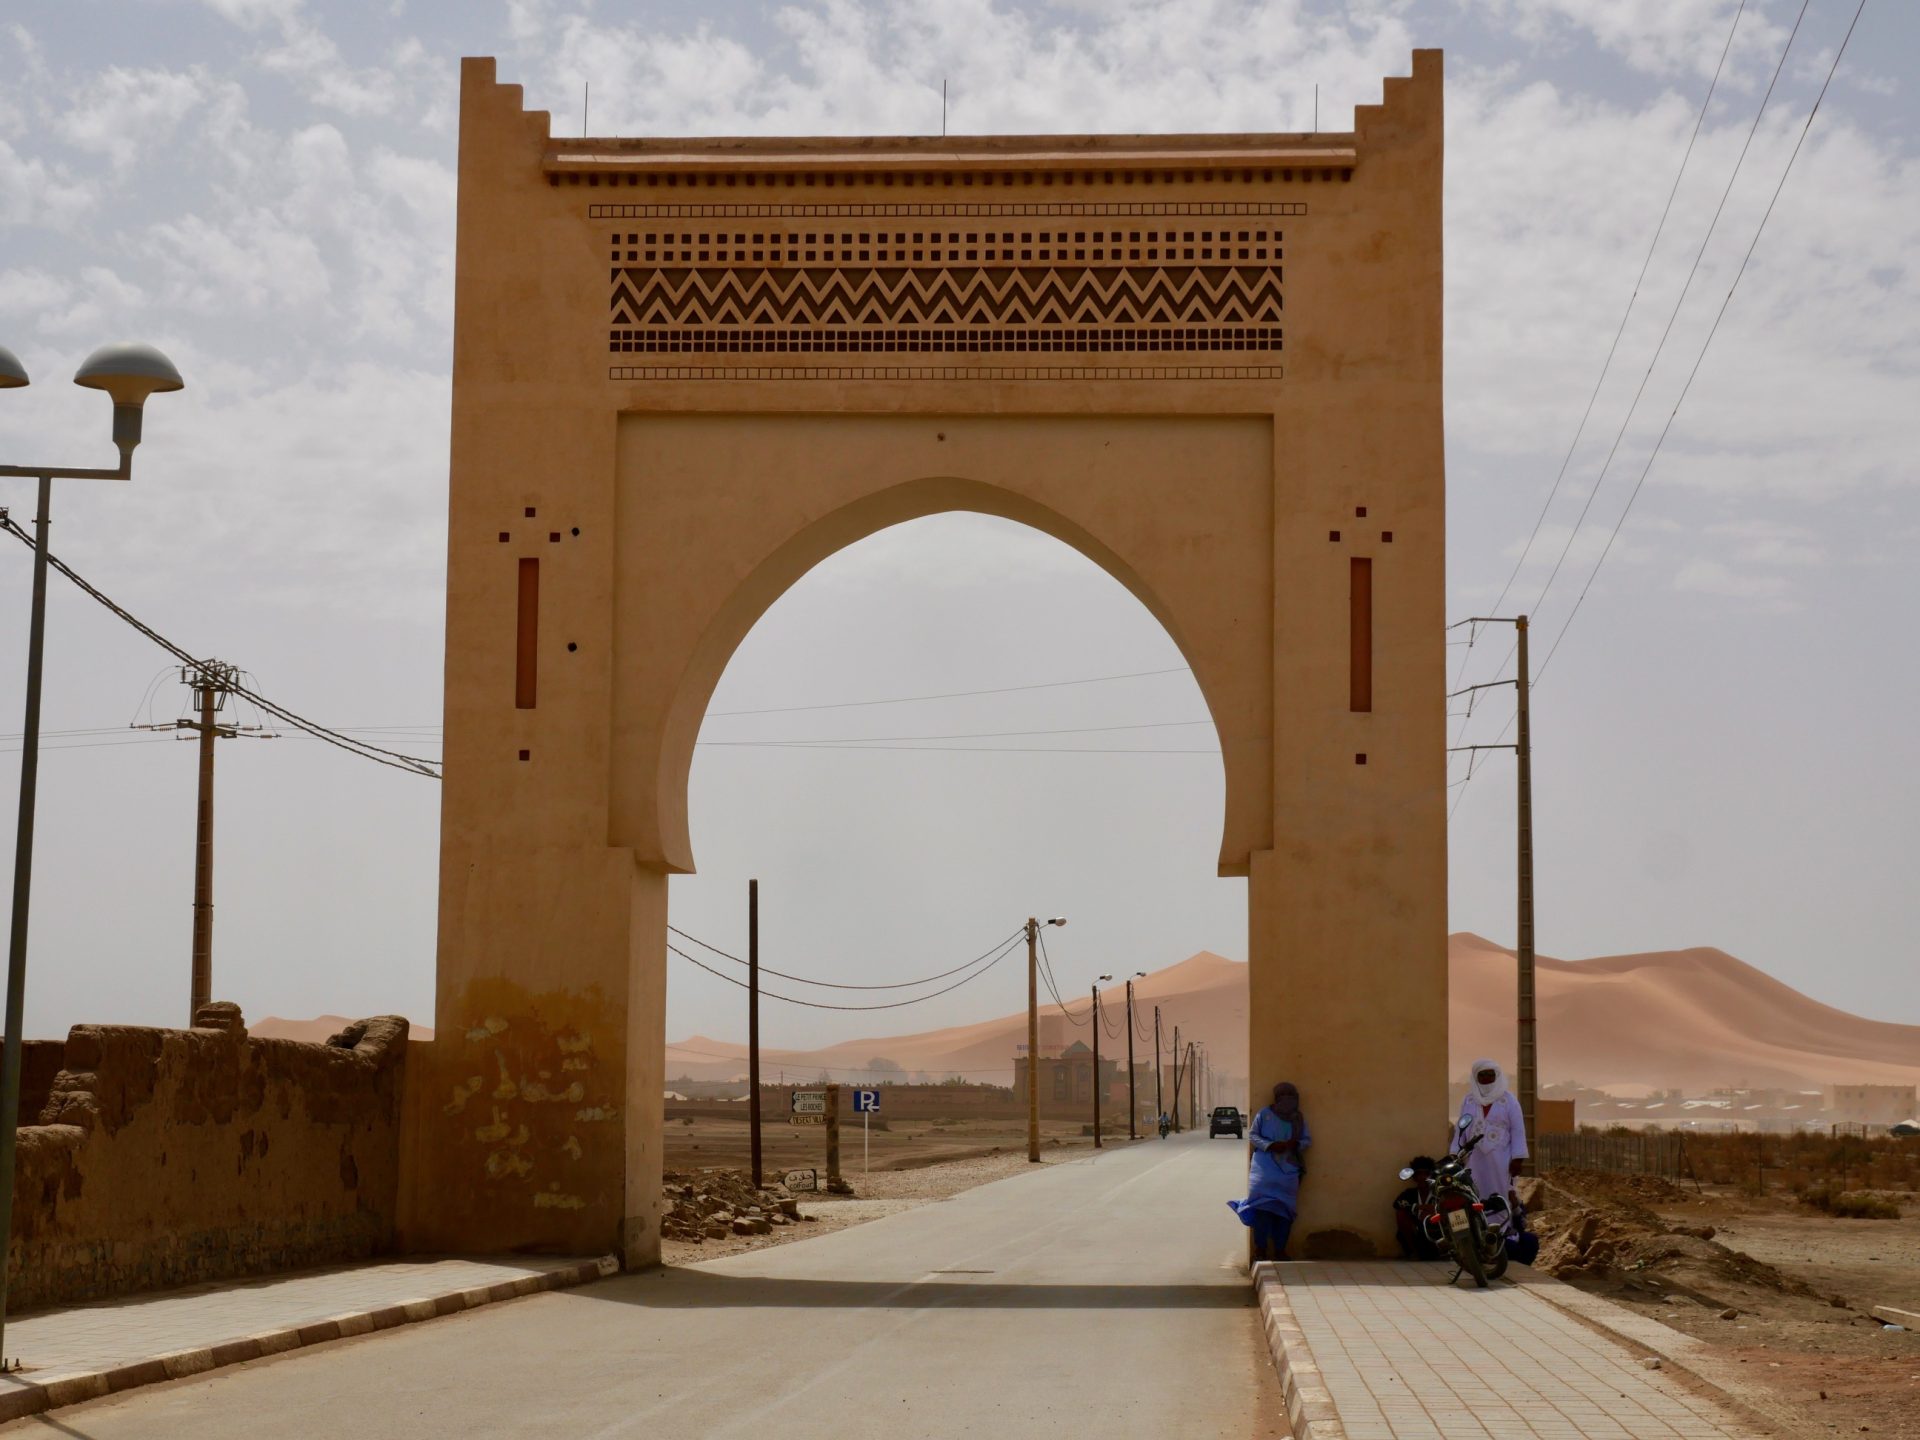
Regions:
[[1013, 1040, 1121, 1117], [1827, 1084, 1917, 1128]]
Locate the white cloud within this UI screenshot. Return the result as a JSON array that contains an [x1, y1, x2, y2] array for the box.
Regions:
[[0, 136, 95, 226], [54, 66, 206, 170], [1672, 556, 1792, 604], [146, 208, 331, 314]]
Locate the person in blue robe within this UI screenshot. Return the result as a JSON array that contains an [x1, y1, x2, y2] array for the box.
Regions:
[[1229, 1081, 1311, 1261]]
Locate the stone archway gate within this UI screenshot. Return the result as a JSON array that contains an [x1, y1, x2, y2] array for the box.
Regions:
[[401, 53, 1447, 1264]]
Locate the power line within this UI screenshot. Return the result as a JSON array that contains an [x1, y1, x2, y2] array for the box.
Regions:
[[1036, 927, 1089, 1026], [667, 933, 1023, 1012], [1449, 0, 1749, 764], [702, 743, 1218, 756], [1518, 0, 1812, 641], [663, 1040, 1018, 1076], [1450, 0, 1860, 813], [702, 718, 1214, 746], [704, 666, 1191, 718], [1536, 0, 1869, 684], [1479, 0, 1748, 636], [666, 923, 1023, 992], [0, 514, 440, 779]]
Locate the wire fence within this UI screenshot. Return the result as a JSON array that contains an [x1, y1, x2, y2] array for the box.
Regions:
[[1536, 1130, 1696, 1184]]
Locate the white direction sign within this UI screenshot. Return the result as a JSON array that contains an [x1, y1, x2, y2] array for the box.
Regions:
[[853, 1089, 881, 1113], [791, 1090, 826, 1115]]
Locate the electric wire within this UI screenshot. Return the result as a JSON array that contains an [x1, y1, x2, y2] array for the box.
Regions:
[[1449, 0, 1860, 815], [662, 1040, 1021, 1077], [667, 932, 1025, 1012], [0, 515, 441, 779], [705, 666, 1190, 718], [1517, 0, 1811, 641], [1449, 0, 1749, 746], [701, 718, 1214, 745], [1036, 927, 1090, 1026], [665, 924, 1024, 991], [1535, 0, 1869, 685]]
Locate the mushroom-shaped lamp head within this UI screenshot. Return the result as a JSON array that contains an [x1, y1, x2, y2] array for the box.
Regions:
[[73, 342, 184, 454], [0, 344, 29, 390]]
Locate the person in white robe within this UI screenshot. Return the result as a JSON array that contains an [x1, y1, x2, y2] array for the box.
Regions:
[[1455, 1058, 1527, 1208]]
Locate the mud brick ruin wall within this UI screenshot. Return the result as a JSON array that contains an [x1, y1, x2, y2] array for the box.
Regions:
[[6, 1011, 409, 1311]]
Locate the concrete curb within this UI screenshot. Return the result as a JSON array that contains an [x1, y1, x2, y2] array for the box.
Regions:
[[0, 1255, 619, 1427], [1250, 1261, 1346, 1440]]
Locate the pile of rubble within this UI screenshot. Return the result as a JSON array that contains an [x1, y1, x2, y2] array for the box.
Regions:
[[660, 1168, 819, 1242], [1531, 1172, 1811, 1301]]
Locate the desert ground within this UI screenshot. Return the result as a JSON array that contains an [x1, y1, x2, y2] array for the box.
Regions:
[[1536, 1167, 1919, 1438]]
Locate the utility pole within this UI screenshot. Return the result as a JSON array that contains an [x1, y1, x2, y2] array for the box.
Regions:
[[1449, 614, 1539, 1160], [1091, 976, 1111, 1148], [1026, 918, 1040, 1163], [1170, 1024, 1181, 1132], [1153, 1005, 1164, 1130], [1025, 916, 1066, 1163], [1125, 973, 1143, 1140], [1515, 615, 1537, 1156], [825, 1082, 843, 1192], [1091, 981, 1101, 1149], [152, 659, 260, 1026], [749, 878, 762, 1188], [1188, 1043, 1199, 1129]]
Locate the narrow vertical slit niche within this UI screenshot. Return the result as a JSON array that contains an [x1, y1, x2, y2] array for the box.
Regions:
[[516, 558, 540, 709], [1349, 557, 1372, 714]]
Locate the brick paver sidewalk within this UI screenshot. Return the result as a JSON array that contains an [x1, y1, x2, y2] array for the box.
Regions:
[[0, 1254, 608, 1424], [1257, 1260, 1765, 1440]]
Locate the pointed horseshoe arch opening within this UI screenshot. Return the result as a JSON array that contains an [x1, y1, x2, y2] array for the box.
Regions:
[[407, 52, 1449, 1268]]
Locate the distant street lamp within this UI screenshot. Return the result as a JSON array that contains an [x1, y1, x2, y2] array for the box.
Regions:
[[1125, 970, 1146, 1140], [1091, 975, 1112, 1148], [1024, 916, 1066, 1163], [0, 341, 184, 1364]]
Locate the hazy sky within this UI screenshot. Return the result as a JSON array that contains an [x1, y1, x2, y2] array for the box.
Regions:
[[1, 1, 1914, 1058]]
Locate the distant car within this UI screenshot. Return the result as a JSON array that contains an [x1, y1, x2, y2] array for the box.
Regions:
[[1209, 1106, 1244, 1138]]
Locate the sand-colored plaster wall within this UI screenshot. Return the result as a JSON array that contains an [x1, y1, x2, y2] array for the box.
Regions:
[[7, 1016, 407, 1311], [413, 51, 1447, 1261]]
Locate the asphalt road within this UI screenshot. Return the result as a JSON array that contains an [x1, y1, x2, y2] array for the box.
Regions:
[[22, 1131, 1288, 1440]]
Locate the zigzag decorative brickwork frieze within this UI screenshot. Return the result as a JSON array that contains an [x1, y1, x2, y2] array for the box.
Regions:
[[606, 221, 1285, 365]]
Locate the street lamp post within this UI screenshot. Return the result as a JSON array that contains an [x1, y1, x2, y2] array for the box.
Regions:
[[1024, 916, 1066, 1163], [0, 341, 183, 1362], [1091, 975, 1112, 1148], [1125, 971, 1145, 1140]]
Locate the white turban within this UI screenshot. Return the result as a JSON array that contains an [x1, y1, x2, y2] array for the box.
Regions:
[[1468, 1058, 1506, 1106]]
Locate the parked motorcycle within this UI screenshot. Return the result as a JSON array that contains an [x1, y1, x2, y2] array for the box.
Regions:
[[1400, 1126, 1511, 1288]]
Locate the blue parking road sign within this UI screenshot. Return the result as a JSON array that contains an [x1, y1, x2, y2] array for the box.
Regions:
[[853, 1089, 881, 1113]]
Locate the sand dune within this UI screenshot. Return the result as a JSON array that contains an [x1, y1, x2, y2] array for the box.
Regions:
[[253, 1014, 436, 1043], [669, 935, 1920, 1095], [248, 936, 1914, 1096]]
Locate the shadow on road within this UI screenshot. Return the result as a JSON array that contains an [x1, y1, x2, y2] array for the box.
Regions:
[[576, 1272, 1252, 1311]]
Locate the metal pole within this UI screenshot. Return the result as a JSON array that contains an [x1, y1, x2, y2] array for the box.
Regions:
[[1125, 981, 1137, 1141], [0, 475, 54, 1359], [1091, 983, 1101, 1149], [749, 879, 762, 1188], [1516, 615, 1537, 1159], [1189, 1044, 1198, 1129], [1153, 1006, 1163, 1132], [1170, 1024, 1181, 1131], [1026, 918, 1039, 1163], [188, 667, 216, 1023], [825, 1082, 842, 1191]]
